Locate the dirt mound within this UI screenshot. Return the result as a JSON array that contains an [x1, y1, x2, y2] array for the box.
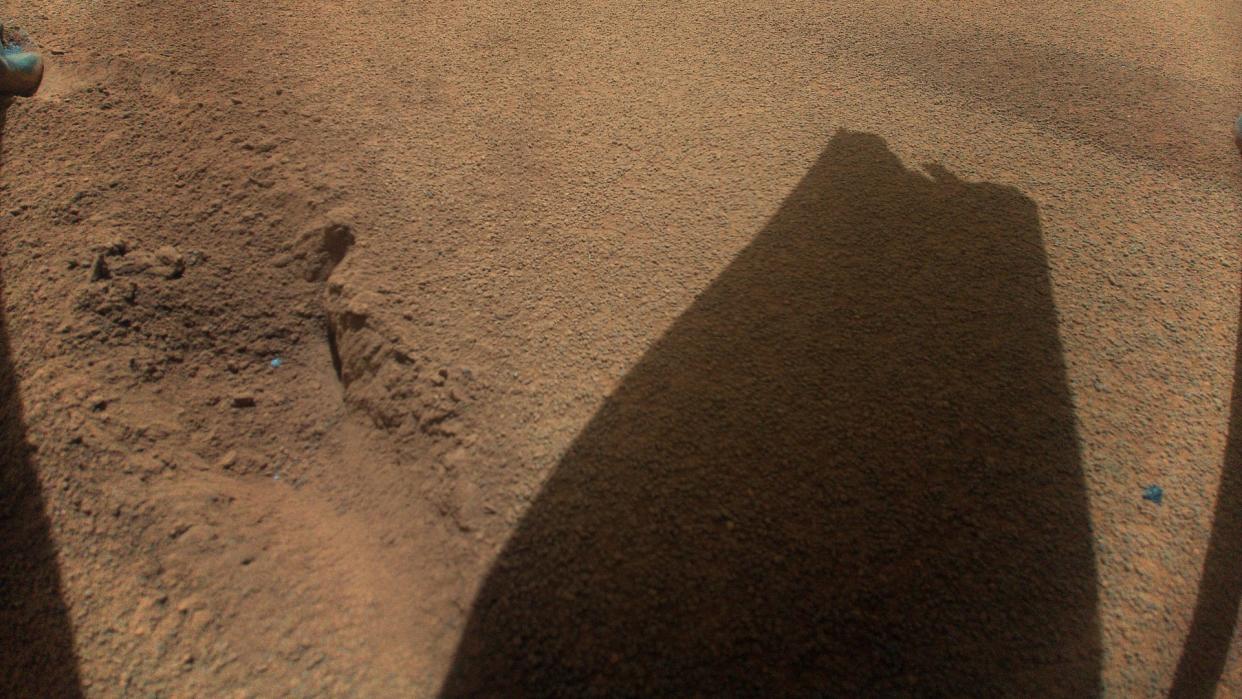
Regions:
[[0, 14, 476, 694]]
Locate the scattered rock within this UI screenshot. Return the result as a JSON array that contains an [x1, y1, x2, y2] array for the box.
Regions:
[[291, 208, 357, 282], [111, 251, 155, 277], [215, 450, 238, 470], [98, 245, 185, 280], [154, 246, 186, 279], [231, 395, 256, 409], [90, 255, 111, 281], [99, 239, 129, 257]]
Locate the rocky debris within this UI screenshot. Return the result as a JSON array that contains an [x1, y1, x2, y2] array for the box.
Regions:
[[91, 254, 111, 281], [74, 279, 138, 315], [324, 277, 474, 439], [109, 253, 152, 277], [87, 243, 185, 282], [101, 239, 130, 257], [154, 246, 187, 279], [274, 208, 357, 282], [108, 246, 186, 280], [88, 239, 130, 281]]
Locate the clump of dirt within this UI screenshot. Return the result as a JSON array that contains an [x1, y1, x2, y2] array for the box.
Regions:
[[273, 207, 356, 283], [323, 275, 473, 438]]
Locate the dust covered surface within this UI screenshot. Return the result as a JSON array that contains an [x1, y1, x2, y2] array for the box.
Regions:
[[1, 0, 1240, 697]]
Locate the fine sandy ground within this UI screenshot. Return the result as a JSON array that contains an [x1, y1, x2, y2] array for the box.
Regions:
[[1, 1, 1240, 696]]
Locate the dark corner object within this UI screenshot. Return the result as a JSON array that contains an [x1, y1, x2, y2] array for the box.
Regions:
[[0, 23, 44, 99]]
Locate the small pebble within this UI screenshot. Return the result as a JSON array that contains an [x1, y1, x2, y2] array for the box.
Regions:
[[270, 357, 283, 369], [1142, 485, 1163, 505]]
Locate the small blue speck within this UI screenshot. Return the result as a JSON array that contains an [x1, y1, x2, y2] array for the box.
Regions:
[[270, 357, 283, 369], [1142, 485, 1163, 505]]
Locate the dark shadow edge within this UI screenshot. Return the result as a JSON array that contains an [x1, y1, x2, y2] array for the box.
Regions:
[[0, 99, 86, 698], [1169, 275, 1242, 698]]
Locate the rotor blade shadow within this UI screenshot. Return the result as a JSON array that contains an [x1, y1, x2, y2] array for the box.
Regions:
[[1170, 277, 1242, 698], [442, 129, 1101, 697]]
